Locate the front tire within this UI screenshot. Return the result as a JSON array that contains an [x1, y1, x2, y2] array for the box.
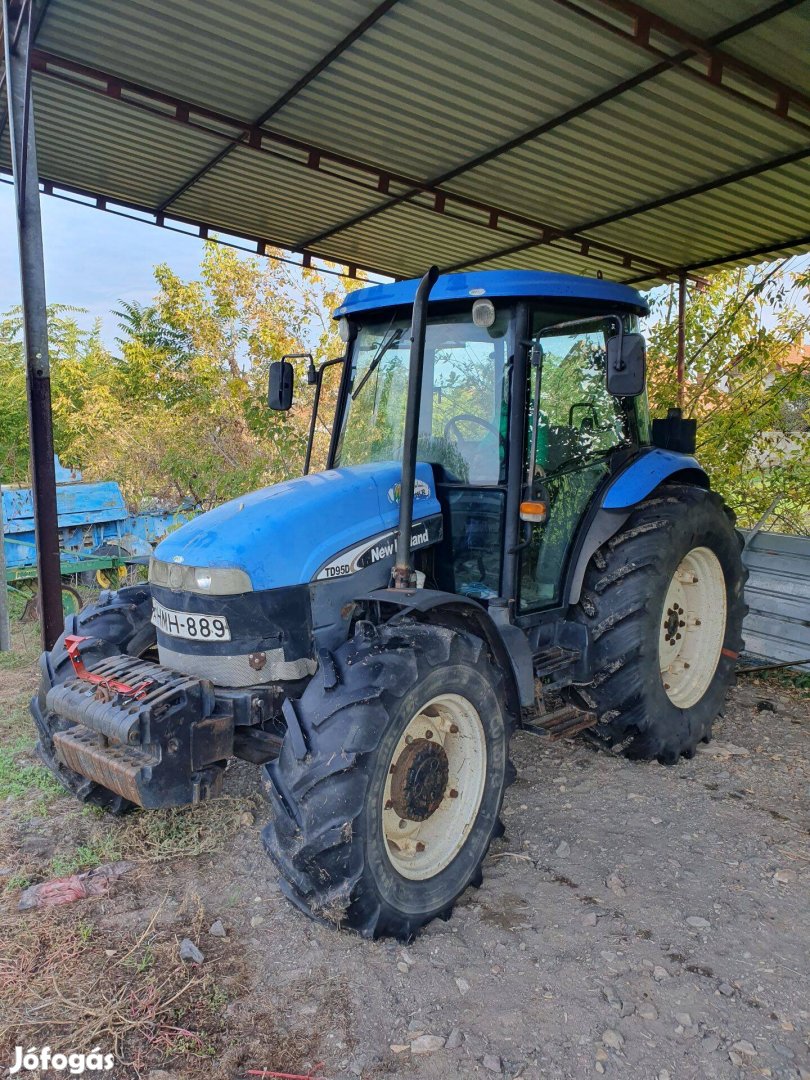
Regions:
[[262, 621, 516, 940], [566, 484, 747, 764]]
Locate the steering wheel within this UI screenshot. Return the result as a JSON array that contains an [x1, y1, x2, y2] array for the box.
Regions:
[[444, 414, 500, 443]]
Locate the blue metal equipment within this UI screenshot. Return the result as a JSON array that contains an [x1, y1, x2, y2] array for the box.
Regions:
[[3, 457, 193, 612]]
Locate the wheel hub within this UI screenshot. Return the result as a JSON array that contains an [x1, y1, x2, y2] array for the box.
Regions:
[[381, 693, 488, 881], [389, 738, 449, 821], [658, 546, 727, 709], [663, 604, 685, 645]]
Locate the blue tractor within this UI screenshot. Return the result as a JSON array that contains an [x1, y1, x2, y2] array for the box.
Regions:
[[32, 268, 746, 939]]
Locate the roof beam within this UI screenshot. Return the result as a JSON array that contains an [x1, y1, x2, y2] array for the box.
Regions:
[[29, 49, 675, 278], [442, 143, 810, 273], [297, 0, 803, 250], [622, 230, 810, 284], [0, 169, 393, 280], [552, 0, 810, 129], [156, 0, 400, 213]]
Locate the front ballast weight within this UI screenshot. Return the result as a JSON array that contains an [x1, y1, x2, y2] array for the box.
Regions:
[[31, 586, 277, 811]]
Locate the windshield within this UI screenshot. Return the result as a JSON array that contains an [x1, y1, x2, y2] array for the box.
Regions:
[[335, 306, 513, 485]]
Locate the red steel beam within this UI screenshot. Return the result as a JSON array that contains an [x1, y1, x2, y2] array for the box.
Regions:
[[578, 0, 810, 124], [443, 143, 810, 274], [552, 0, 810, 135], [157, 0, 401, 212], [0, 170, 393, 280], [28, 48, 673, 279]]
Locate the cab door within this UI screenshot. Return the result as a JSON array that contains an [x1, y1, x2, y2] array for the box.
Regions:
[[518, 317, 633, 612]]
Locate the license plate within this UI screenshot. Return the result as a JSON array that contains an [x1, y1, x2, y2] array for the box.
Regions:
[[151, 600, 231, 642]]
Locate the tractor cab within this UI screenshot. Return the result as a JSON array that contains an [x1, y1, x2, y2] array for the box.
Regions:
[[316, 271, 650, 615]]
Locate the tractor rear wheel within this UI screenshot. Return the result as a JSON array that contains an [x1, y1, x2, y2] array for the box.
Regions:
[[262, 620, 516, 939], [566, 484, 747, 764], [31, 585, 156, 813]]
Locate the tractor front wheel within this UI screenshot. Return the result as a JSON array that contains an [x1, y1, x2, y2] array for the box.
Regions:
[[262, 620, 516, 939]]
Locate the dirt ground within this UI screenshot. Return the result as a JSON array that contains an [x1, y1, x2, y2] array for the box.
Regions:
[[0, 625, 808, 1080]]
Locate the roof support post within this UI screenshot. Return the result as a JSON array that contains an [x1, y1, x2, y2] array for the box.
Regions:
[[677, 271, 687, 410], [3, 0, 62, 649]]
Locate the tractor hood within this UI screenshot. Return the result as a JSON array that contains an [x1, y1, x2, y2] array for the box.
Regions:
[[152, 462, 441, 592]]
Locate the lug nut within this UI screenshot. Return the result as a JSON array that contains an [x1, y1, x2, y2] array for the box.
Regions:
[[449, 723, 459, 734], [449, 788, 459, 799], [399, 819, 407, 829], [415, 842, 426, 853], [425, 730, 433, 739], [385, 799, 393, 810]]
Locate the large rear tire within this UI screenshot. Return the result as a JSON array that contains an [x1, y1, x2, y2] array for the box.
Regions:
[[31, 585, 156, 813], [565, 484, 747, 764], [262, 620, 516, 940]]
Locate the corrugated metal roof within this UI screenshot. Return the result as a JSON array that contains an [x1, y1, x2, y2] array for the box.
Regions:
[[2, 0, 808, 283]]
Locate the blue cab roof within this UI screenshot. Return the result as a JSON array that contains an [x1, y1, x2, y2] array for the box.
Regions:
[[335, 269, 649, 319]]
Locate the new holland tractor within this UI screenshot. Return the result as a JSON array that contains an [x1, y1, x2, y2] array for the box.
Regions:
[[31, 268, 746, 939]]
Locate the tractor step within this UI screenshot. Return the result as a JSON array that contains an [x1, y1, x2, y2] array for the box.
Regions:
[[532, 646, 581, 679], [523, 704, 597, 741]]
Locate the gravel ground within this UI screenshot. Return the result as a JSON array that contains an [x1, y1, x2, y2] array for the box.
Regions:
[[2, 671, 808, 1079]]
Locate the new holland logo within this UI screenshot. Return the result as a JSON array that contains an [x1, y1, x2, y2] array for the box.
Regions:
[[387, 479, 431, 504], [315, 517, 442, 581]]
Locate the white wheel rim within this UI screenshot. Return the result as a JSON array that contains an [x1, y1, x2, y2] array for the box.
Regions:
[[659, 546, 727, 709], [382, 693, 487, 881]]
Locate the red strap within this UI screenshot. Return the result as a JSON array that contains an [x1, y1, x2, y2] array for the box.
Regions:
[[64, 635, 153, 700]]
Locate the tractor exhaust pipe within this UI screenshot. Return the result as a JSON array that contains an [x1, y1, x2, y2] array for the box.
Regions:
[[393, 265, 439, 590]]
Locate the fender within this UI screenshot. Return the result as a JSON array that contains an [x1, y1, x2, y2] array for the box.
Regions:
[[601, 448, 709, 510], [567, 449, 710, 605], [361, 588, 533, 712]]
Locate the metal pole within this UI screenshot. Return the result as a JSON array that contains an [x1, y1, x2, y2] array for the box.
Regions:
[[0, 494, 10, 652], [3, 0, 63, 649], [676, 270, 687, 410], [393, 266, 439, 589]]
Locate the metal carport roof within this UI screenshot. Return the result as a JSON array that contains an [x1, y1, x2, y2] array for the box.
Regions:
[[2, 0, 810, 285]]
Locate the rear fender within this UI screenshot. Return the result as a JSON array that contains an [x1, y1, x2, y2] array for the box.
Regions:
[[360, 588, 532, 713], [567, 450, 710, 605]]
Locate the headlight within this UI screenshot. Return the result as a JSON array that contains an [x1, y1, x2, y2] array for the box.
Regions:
[[149, 558, 252, 595]]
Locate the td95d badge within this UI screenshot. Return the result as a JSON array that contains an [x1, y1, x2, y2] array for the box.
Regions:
[[314, 516, 443, 581]]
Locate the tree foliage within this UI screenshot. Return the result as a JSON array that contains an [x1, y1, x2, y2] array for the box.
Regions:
[[0, 244, 345, 507], [2, 248, 807, 534], [646, 262, 810, 533]]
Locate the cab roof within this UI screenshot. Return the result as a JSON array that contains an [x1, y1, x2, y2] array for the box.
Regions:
[[335, 270, 649, 320]]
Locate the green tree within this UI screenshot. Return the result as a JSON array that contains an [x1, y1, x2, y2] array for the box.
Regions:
[[1, 244, 348, 506], [646, 263, 810, 533]]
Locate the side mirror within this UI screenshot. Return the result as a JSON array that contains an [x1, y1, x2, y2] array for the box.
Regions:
[[268, 360, 294, 411], [606, 332, 646, 397]]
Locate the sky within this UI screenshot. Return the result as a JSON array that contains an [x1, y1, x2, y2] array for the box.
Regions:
[[2, 182, 808, 349], [0, 183, 215, 344]]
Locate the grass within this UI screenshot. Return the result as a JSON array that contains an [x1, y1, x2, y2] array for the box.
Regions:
[[0, 693, 66, 803], [117, 798, 255, 864], [48, 833, 124, 878], [0, 905, 230, 1070]]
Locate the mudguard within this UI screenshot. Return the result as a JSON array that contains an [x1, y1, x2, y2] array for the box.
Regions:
[[361, 588, 533, 711], [601, 448, 708, 510], [567, 449, 710, 605]]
